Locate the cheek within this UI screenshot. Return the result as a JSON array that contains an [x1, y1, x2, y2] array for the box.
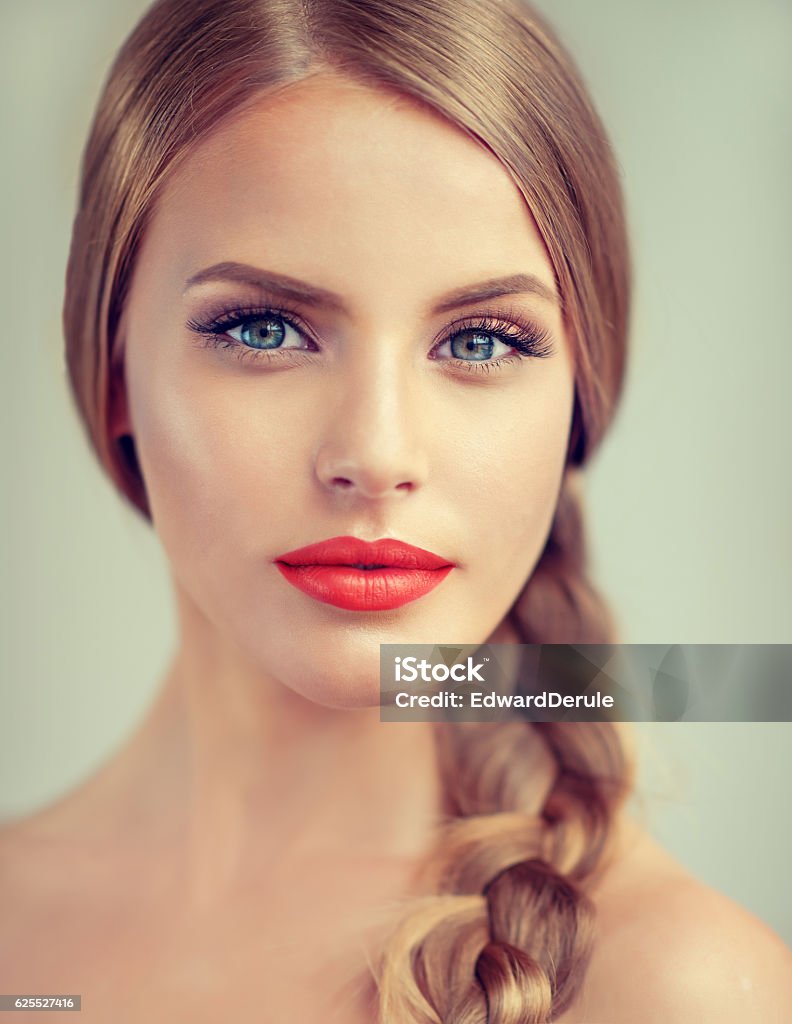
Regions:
[[127, 365, 303, 572], [456, 379, 572, 604]]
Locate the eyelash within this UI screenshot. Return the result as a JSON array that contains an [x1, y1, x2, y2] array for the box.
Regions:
[[185, 303, 555, 374]]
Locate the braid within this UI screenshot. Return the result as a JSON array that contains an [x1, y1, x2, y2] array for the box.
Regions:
[[373, 475, 635, 1023]]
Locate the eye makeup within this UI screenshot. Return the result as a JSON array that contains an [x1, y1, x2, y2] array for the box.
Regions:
[[185, 298, 556, 375]]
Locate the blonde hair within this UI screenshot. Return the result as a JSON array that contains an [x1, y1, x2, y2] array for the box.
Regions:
[[63, 1, 634, 1019]]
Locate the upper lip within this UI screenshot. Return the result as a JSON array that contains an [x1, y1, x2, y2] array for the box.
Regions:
[[274, 535, 454, 570]]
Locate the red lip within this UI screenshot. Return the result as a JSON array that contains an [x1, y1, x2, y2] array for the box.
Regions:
[[273, 535, 455, 611]]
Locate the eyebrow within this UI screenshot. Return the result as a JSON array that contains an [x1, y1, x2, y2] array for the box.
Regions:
[[183, 261, 560, 313]]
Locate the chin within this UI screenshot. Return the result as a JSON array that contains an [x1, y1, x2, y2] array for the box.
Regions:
[[244, 629, 389, 710], [280, 663, 386, 711]]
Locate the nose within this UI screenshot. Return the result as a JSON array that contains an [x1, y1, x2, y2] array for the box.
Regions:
[[314, 357, 429, 500]]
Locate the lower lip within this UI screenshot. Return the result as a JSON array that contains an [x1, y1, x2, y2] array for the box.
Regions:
[[274, 563, 454, 611]]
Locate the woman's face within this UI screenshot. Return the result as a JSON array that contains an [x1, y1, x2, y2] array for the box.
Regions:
[[117, 71, 575, 708]]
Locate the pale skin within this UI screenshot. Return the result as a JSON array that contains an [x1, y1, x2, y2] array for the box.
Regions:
[[1, 71, 790, 1022]]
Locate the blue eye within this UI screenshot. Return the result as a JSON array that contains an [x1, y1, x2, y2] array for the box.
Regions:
[[445, 330, 510, 362], [186, 304, 555, 372], [431, 315, 556, 372], [227, 314, 306, 350]]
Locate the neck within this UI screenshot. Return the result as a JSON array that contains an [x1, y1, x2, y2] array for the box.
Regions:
[[90, 586, 446, 916]]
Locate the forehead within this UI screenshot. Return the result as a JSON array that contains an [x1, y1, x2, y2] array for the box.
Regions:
[[141, 71, 556, 315]]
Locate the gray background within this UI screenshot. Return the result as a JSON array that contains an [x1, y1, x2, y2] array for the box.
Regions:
[[1, 1, 790, 944]]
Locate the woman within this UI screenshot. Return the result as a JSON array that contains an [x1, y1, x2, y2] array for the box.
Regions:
[[2, 0, 790, 1020]]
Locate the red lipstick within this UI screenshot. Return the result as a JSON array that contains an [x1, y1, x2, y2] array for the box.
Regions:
[[273, 536, 455, 611]]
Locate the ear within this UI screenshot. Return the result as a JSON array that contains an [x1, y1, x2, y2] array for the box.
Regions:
[[108, 350, 132, 442]]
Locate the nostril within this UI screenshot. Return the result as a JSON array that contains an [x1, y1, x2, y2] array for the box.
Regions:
[[332, 478, 354, 488]]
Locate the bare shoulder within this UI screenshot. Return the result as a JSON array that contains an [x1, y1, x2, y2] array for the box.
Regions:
[[0, 811, 91, 932], [561, 818, 792, 1023], [0, 815, 66, 982], [0, 803, 140, 987], [0, 803, 104, 897]]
